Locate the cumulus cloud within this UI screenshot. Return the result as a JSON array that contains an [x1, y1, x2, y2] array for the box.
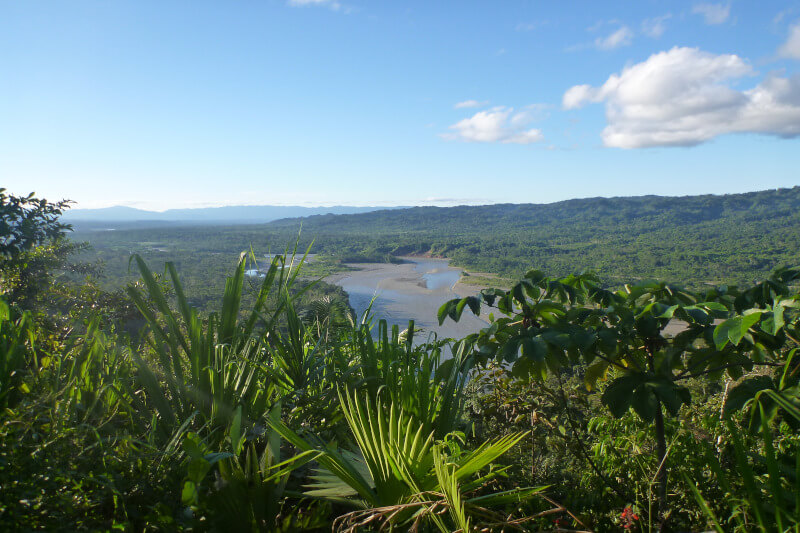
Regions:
[[642, 14, 671, 38], [562, 46, 800, 148], [454, 100, 489, 109], [692, 3, 730, 25], [562, 85, 599, 109], [595, 26, 633, 50], [779, 21, 800, 59], [442, 107, 544, 145]]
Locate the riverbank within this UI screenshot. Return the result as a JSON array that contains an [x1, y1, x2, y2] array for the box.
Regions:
[[324, 258, 491, 341]]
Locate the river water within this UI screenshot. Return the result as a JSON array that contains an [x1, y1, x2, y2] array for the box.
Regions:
[[329, 257, 488, 343]]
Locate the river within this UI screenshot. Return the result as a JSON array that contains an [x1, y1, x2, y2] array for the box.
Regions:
[[326, 257, 489, 343]]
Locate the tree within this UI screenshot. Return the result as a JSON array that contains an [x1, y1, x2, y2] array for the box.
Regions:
[[0, 189, 71, 259], [439, 267, 800, 530], [0, 190, 79, 312]]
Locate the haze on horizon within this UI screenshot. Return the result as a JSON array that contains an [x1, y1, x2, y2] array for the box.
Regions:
[[3, 1, 800, 210]]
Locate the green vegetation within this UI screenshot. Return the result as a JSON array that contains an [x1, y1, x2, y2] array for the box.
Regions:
[[76, 242, 351, 314], [2, 190, 799, 531], [267, 186, 800, 287], [74, 187, 800, 302], [440, 267, 800, 530]]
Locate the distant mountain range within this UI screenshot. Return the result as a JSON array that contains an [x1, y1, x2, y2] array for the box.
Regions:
[[63, 204, 399, 223]]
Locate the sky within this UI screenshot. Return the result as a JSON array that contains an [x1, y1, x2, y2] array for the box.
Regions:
[[2, 0, 800, 210]]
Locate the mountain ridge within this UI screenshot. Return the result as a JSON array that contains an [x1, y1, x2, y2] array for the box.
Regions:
[[63, 204, 402, 222], [265, 186, 800, 232]]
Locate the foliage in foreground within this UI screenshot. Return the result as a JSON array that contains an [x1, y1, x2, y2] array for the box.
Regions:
[[2, 191, 800, 532], [440, 265, 800, 530], [1, 245, 554, 531]]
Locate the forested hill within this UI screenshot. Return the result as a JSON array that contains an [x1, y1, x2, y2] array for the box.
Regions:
[[265, 187, 800, 287], [269, 187, 800, 234], [76, 187, 800, 292]]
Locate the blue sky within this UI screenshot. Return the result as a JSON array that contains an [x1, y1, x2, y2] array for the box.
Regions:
[[2, 0, 800, 210]]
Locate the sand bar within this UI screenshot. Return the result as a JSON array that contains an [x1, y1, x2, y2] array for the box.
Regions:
[[326, 258, 490, 342]]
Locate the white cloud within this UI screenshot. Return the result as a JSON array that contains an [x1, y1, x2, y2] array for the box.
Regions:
[[420, 197, 486, 205], [516, 21, 546, 32], [595, 26, 633, 50], [692, 3, 730, 25], [775, 9, 796, 24], [563, 84, 599, 109], [588, 19, 621, 32], [562, 46, 800, 148], [442, 106, 544, 145], [642, 14, 671, 38], [287, 0, 342, 10], [779, 21, 800, 59], [454, 100, 489, 109]]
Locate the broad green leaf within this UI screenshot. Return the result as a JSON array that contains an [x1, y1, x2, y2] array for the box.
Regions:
[[697, 301, 728, 313], [761, 300, 788, 335], [631, 385, 657, 422], [454, 296, 481, 321], [182, 481, 198, 506], [510, 356, 533, 379], [499, 337, 522, 363], [569, 328, 595, 350], [678, 306, 712, 324], [723, 376, 774, 416], [524, 269, 545, 283], [184, 433, 206, 460], [512, 283, 526, 305], [521, 280, 541, 299], [713, 312, 763, 348], [602, 374, 643, 418], [437, 299, 457, 326], [464, 296, 481, 316], [584, 360, 609, 391], [520, 336, 546, 362], [187, 457, 211, 484], [653, 303, 679, 318], [652, 380, 691, 416]]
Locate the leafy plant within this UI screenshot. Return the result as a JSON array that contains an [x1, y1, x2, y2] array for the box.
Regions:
[[439, 266, 800, 527], [125, 251, 296, 439], [270, 387, 542, 531]]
